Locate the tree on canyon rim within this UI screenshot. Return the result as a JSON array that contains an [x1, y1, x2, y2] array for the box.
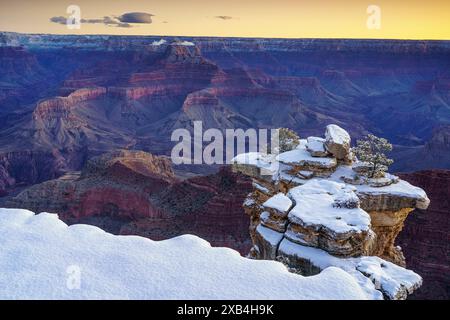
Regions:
[[353, 134, 394, 178]]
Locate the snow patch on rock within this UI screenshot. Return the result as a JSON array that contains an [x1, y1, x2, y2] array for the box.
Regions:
[[306, 137, 328, 157], [325, 124, 350, 146], [288, 180, 370, 234], [276, 148, 337, 169], [152, 39, 167, 46], [278, 238, 421, 300], [263, 193, 292, 213]]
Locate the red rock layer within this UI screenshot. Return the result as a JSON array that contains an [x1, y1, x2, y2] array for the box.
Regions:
[[7, 151, 253, 255], [121, 167, 253, 254], [397, 170, 450, 300], [33, 87, 107, 120]]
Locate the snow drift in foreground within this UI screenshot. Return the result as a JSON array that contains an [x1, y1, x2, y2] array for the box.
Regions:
[[0, 208, 373, 300]]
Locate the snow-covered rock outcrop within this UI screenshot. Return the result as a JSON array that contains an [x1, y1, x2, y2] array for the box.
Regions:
[[232, 124, 430, 300], [0, 208, 376, 300]]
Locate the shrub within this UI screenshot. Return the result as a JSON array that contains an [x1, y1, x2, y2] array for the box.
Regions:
[[353, 134, 394, 178]]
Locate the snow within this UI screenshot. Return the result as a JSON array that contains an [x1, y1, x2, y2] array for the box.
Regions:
[[278, 238, 421, 300], [288, 180, 370, 234], [253, 182, 270, 194], [243, 196, 255, 207], [278, 238, 382, 300], [288, 195, 370, 234], [260, 211, 271, 222], [298, 170, 314, 178], [232, 152, 279, 177], [256, 223, 284, 246], [356, 257, 422, 300], [357, 179, 427, 199], [0, 208, 373, 300], [233, 148, 427, 206], [276, 147, 337, 168], [330, 165, 429, 200], [306, 136, 327, 154], [325, 124, 350, 145], [289, 179, 355, 196], [174, 41, 195, 46], [151, 39, 167, 46], [279, 170, 308, 185], [263, 193, 292, 213]]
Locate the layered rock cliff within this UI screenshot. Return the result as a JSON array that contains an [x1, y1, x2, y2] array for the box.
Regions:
[[0, 150, 66, 193], [397, 170, 450, 300], [391, 125, 450, 172], [33, 87, 107, 121], [232, 124, 430, 300]]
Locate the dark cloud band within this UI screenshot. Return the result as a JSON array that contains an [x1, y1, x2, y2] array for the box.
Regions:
[[215, 16, 234, 20], [118, 12, 154, 24], [50, 12, 153, 28]]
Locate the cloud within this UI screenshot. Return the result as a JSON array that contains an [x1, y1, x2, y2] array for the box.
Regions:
[[81, 16, 132, 28], [50, 16, 68, 25], [118, 12, 154, 24], [215, 16, 234, 20], [50, 12, 154, 28]]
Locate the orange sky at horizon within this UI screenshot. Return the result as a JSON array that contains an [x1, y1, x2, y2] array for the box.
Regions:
[[0, 0, 449, 40]]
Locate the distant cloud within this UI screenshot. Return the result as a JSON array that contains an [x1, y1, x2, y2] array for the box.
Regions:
[[215, 16, 234, 20], [50, 16, 68, 25], [50, 11, 154, 28], [81, 17, 132, 28], [118, 12, 154, 24]]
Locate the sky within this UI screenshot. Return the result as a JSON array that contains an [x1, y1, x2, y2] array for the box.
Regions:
[[0, 0, 449, 40]]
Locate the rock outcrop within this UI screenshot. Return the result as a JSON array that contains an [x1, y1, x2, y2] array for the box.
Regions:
[[33, 87, 107, 121], [7, 150, 175, 220], [232, 124, 430, 300]]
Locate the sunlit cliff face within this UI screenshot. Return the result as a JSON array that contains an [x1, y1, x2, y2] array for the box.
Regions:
[[0, 0, 449, 39]]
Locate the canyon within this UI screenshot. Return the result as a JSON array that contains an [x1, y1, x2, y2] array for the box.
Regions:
[[0, 32, 449, 299], [397, 170, 450, 300], [4, 150, 253, 254], [1, 33, 450, 193], [3, 148, 448, 299]]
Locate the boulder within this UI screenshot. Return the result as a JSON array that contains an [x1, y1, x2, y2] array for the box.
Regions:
[[324, 124, 351, 161]]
